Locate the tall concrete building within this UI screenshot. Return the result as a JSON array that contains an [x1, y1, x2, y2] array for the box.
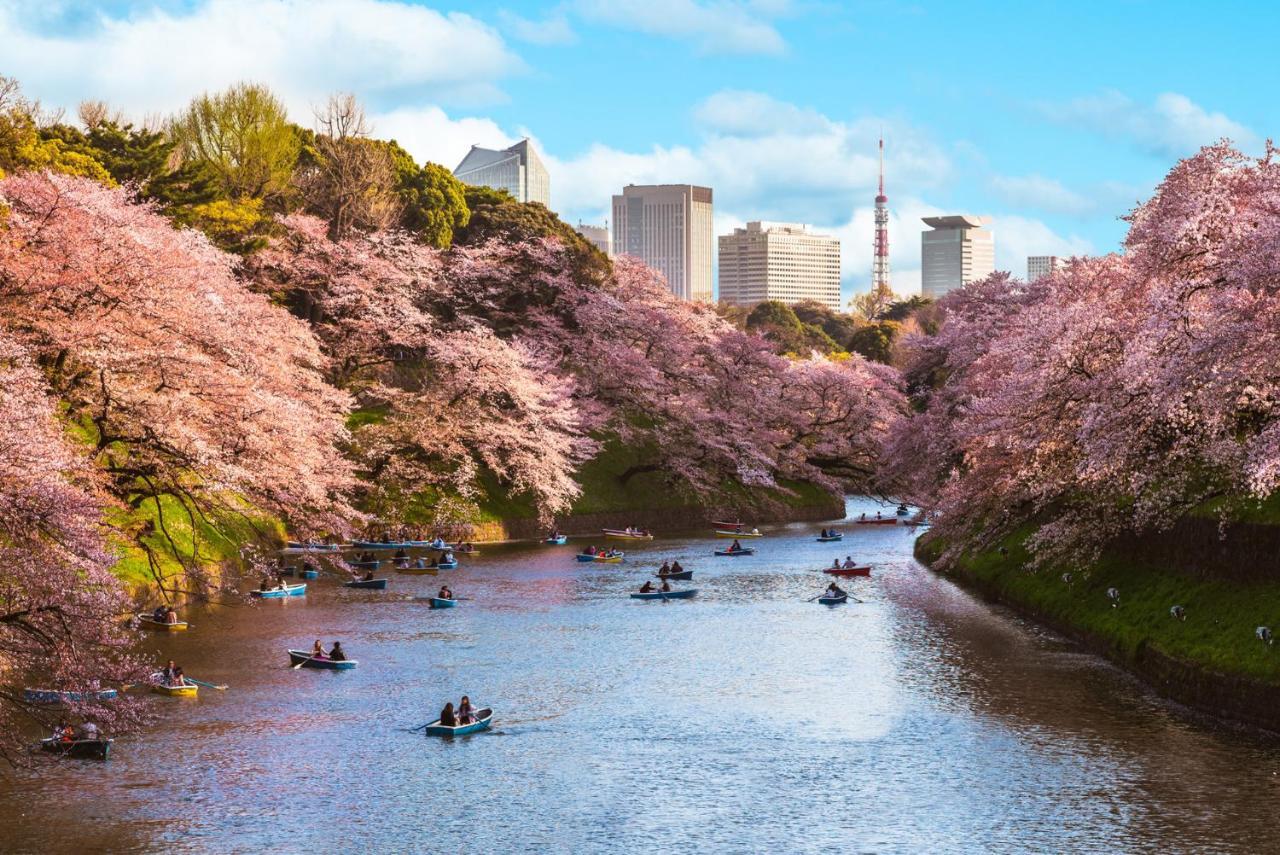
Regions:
[[921, 215, 994, 299], [453, 139, 550, 207], [1027, 255, 1064, 282], [575, 222, 612, 257], [611, 184, 714, 302], [718, 222, 841, 311]]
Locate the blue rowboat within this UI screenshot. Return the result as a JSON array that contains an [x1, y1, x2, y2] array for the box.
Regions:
[[423, 707, 493, 737], [818, 593, 848, 605], [40, 737, 113, 760], [287, 649, 357, 670], [24, 688, 118, 706], [299, 569, 319, 580], [350, 559, 380, 569], [655, 570, 693, 580], [428, 597, 458, 609], [545, 535, 568, 545], [352, 540, 417, 550], [344, 578, 388, 590], [816, 533, 843, 542], [575, 554, 597, 562], [436, 559, 458, 570], [714, 547, 755, 556], [251, 583, 306, 599], [630, 588, 697, 600]]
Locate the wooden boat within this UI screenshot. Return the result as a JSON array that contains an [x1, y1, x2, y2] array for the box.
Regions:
[[250, 583, 307, 598], [715, 529, 762, 538], [854, 517, 898, 526], [344, 578, 389, 590], [714, 547, 756, 556], [40, 737, 113, 760], [602, 528, 654, 541], [281, 542, 341, 555], [575, 553, 598, 562], [824, 565, 871, 577], [287, 650, 358, 670], [818, 593, 848, 605], [545, 535, 568, 545], [656, 569, 693, 580], [397, 566, 439, 575], [135, 613, 189, 632], [593, 553, 624, 563], [711, 520, 744, 531], [816, 533, 844, 542], [630, 588, 697, 600], [150, 679, 198, 697], [24, 688, 118, 706], [423, 707, 493, 737], [428, 597, 458, 609]]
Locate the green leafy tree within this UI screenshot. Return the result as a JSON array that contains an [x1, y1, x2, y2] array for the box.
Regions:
[[0, 77, 111, 183], [746, 300, 839, 355], [386, 144, 469, 248], [848, 319, 902, 364], [457, 184, 608, 279], [792, 299, 859, 343], [850, 282, 899, 321]]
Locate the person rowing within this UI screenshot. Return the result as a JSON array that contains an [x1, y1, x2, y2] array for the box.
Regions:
[[639, 580, 655, 593], [842, 556, 858, 570], [310, 639, 326, 659], [660, 578, 672, 592], [730, 539, 742, 552], [582, 545, 597, 556], [825, 581, 846, 598], [328, 642, 346, 661], [670, 560, 684, 573], [362, 569, 375, 581], [820, 528, 828, 538], [437, 585, 454, 600], [457, 695, 476, 725], [658, 560, 672, 575], [831, 558, 841, 570], [439, 701, 457, 727]]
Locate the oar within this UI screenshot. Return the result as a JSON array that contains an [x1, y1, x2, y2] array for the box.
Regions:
[[185, 677, 228, 691]]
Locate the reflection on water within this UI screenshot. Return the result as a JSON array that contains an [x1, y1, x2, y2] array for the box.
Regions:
[[2, 498, 1278, 853]]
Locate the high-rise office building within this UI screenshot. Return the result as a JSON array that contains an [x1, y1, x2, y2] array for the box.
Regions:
[[921, 215, 995, 299], [453, 139, 550, 207], [611, 184, 714, 302], [575, 222, 612, 257], [1027, 255, 1064, 282], [718, 222, 841, 311]]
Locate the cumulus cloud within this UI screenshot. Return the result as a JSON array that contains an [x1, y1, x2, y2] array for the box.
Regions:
[[498, 8, 576, 45], [989, 214, 1093, 275], [990, 173, 1095, 218], [0, 0, 523, 118], [574, 0, 788, 55], [1038, 90, 1257, 158], [370, 106, 518, 172]]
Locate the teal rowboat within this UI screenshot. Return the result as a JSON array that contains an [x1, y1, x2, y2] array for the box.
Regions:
[[424, 707, 493, 736], [428, 597, 457, 609]]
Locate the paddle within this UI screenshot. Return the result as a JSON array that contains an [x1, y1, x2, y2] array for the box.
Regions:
[[184, 677, 228, 691]]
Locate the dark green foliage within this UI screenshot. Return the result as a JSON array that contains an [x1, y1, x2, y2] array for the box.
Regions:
[[847, 320, 902, 364], [746, 300, 840, 355], [382, 140, 469, 248], [791, 299, 859, 343], [456, 185, 609, 279]]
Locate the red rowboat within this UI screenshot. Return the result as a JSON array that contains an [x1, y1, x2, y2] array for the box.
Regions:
[[854, 518, 897, 526], [824, 565, 871, 577], [711, 520, 744, 531]]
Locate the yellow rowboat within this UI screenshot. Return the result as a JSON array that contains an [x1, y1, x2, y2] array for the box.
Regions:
[[602, 529, 654, 541], [136, 613, 189, 631], [150, 681, 198, 698], [397, 567, 439, 575], [594, 554, 625, 563], [715, 529, 762, 538]]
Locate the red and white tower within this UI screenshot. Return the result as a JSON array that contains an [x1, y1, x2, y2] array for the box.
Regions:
[[872, 135, 891, 291]]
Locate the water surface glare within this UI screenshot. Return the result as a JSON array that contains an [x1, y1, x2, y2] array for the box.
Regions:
[[3, 498, 1279, 853]]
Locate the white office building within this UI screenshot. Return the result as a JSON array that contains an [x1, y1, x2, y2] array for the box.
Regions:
[[1027, 255, 1064, 282], [575, 222, 612, 257], [718, 222, 841, 311], [453, 139, 550, 207], [921, 215, 995, 299], [611, 184, 714, 302]]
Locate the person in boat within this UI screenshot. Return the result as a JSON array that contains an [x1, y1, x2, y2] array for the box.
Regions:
[[160, 660, 179, 685], [842, 556, 858, 570], [311, 639, 326, 659], [259, 577, 271, 592], [658, 560, 672, 576], [670, 560, 684, 574], [458, 696, 477, 724], [860, 512, 867, 521], [639, 580, 655, 593], [825, 582, 846, 598], [730, 539, 742, 551], [660, 579, 672, 592], [165, 606, 179, 624], [328, 642, 346, 661], [394, 548, 408, 561], [78, 721, 99, 741], [411, 556, 427, 569], [439, 702, 457, 728], [363, 569, 375, 581], [875, 511, 882, 519], [151, 605, 166, 622], [438, 586, 453, 600], [441, 551, 455, 563], [820, 528, 828, 538], [171, 665, 187, 687], [55, 718, 75, 743], [831, 559, 841, 570]]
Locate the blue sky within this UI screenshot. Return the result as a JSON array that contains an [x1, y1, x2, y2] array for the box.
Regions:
[[2, 0, 1274, 301]]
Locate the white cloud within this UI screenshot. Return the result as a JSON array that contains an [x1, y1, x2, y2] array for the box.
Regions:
[[1039, 90, 1257, 158], [990, 174, 1095, 218], [990, 214, 1093, 275], [0, 0, 523, 119], [498, 8, 576, 45], [694, 90, 830, 137], [370, 106, 517, 171], [574, 0, 788, 55]]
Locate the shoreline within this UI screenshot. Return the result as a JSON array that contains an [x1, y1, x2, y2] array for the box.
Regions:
[[915, 535, 1280, 736]]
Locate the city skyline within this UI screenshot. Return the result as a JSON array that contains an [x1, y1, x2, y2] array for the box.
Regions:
[[5, 1, 1272, 302]]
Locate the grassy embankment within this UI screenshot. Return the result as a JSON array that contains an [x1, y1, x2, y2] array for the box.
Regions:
[[918, 497, 1280, 686]]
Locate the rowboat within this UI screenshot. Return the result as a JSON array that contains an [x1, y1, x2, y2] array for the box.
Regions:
[[397, 566, 439, 575], [344, 578, 389, 590], [854, 518, 898, 526], [349, 559, 380, 569], [715, 529, 762, 538], [428, 597, 458, 609], [281, 542, 341, 555], [575, 554, 598, 562], [630, 588, 698, 600], [250, 583, 307, 598], [435, 559, 458, 569], [423, 707, 493, 737], [352, 540, 418, 550], [825, 565, 872, 577], [656, 570, 693, 580], [298, 569, 319, 580], [150, 679, 198, 698], [896, 505, 910, 516], [816, 533, 844, 542], [818, 593, 848, 605], [135, 613, 189, 632], [24, 688, 118, 706], [594, 553, 624, 563], [714, 547, 755, 556], [40, 737, 113, 760], [711, 520, 744, 531], [287, 650, 358, 670], [545, 535, 568, 545], [602, 529, 654, 541]]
